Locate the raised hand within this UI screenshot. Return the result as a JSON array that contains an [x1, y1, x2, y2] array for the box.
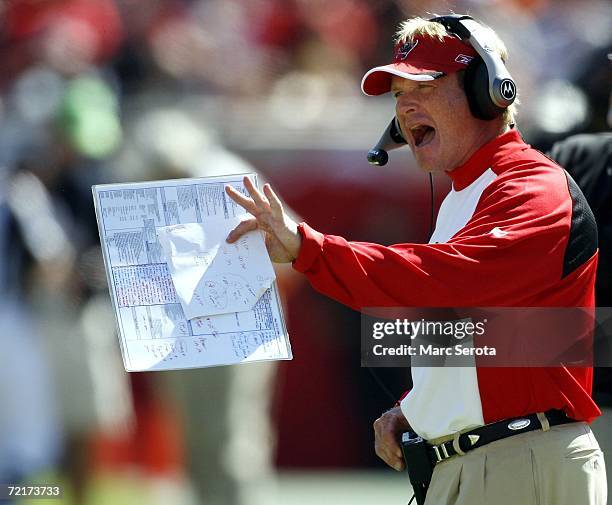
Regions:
[[225, 176, 302, 263]]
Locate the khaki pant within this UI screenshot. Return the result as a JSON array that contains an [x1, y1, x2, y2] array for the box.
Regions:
[[591, 406, 612, 498], [425, 421, 607, 505]]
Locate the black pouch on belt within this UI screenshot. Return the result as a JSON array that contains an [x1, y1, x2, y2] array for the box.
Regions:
[[401, 431, 433, 505]]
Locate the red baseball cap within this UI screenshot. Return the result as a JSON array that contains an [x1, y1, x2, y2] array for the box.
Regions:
[[361, 35, 478, 96]]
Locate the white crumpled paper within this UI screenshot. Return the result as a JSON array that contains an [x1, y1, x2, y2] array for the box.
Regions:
[[156, 216, 276, 319]]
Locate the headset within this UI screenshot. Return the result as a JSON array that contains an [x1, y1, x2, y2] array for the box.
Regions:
[[367, 14, 517, 167]]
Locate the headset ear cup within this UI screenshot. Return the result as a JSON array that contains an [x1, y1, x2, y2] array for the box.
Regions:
[[463, 57, 505, 120]]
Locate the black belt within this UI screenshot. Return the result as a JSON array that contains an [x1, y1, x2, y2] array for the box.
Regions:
[[427, 409, 576, 465]]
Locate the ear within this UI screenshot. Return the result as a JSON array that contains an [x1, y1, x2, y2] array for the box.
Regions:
[[462, 57, 505, 120]]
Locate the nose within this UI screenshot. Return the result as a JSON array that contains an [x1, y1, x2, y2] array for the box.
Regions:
[[396, 95, 418, 117]]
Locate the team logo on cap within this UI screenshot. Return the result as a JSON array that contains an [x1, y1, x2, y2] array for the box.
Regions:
[[396, 40, 418, 61], [500, 79, 516, 100]]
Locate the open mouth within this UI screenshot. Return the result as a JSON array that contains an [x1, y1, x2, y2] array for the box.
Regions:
[[409, 125, 436, 148]]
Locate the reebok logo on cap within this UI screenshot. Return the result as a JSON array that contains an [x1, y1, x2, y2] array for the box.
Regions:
[[455, 54, 474, 65]]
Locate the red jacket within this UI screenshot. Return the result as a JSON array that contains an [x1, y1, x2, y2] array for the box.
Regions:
[[293, 129, 600, 438]]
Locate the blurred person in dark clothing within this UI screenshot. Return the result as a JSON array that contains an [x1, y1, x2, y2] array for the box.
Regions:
[[549, 133, 612, 304], [1, 69, 134, 504], [0, 165, 63, 505], [548, 82, 612, 490]]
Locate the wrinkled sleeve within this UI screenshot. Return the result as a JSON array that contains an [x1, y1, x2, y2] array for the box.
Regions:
[[292, 169, 578, 309]]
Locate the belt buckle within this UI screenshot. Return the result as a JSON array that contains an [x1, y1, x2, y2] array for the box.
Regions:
[[432, 442, 451, 463]]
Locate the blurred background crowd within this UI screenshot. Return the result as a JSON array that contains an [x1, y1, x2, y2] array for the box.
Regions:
[[0, 0, 610, 504]]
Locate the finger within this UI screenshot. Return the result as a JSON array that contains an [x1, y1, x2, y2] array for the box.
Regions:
[[386, 434, 403, 460], [382, 437, 403, 469], [375, 438, 404, 471], [226, 218, 258, 243], [225, 184, 257, 214], [243, 176, 269, 207], [374, 419, 395, 465], [263, 183, 283, 214]]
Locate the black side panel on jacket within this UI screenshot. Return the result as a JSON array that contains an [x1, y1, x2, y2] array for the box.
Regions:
[[562, 170, 598, 279]]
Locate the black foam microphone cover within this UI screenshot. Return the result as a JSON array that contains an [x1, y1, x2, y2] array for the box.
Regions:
[[367, 117, 407, 166]]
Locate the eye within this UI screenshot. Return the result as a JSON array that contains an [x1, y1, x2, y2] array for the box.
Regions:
[[392, 90, 403, 99]]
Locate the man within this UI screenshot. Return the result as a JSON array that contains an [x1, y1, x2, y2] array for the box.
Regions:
[[549, 129, 612, 496], [225, 15, 606, 505]]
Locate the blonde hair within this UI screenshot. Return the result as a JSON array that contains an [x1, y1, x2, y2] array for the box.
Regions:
[[395, 17, 518, 127]]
